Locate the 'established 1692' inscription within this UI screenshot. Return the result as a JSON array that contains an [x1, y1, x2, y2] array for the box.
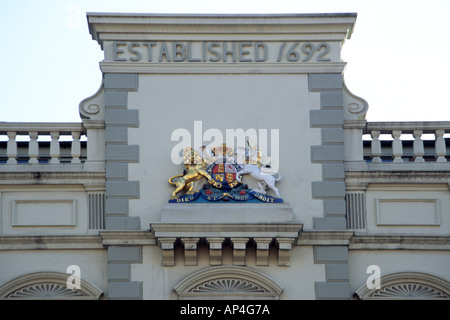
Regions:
[[112, 41, 332, 63]]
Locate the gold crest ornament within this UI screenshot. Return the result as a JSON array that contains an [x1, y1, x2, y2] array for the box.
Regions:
[[168, 147, 214, 199], [168, 144, 283, 203]]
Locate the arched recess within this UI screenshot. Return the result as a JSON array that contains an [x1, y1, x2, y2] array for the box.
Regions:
[[355, 272, 450, 300], [0, 272, 103, 300], [174, 266, 283, 300]]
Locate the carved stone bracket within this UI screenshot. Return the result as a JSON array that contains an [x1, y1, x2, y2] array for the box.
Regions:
[[231, 238, 249, 266], [151, 203, 302, 267], [207, 237, 225, 266], [276, 238, 296, 266], [181, 237, 200, 266], [152, 224, 302, 267], [254, 237, 272, 266], [158, 237, 176, 266]]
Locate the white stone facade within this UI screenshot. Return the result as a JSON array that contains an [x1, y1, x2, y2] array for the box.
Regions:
[[0, 13, 449, 301]]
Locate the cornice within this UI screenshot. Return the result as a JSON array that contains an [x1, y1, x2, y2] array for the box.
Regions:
[[0, 235, 103, 250], [150, 222, 303, 239], [350, 234, 450, 250], [345, 169, 450, 188], [99, 230, 156, 245], [0, 171, 105, 187], [298, 230, 354, 245], [0, 231, 448, 251], [88, 13, 357, 47], [99, 61, 347, 75]]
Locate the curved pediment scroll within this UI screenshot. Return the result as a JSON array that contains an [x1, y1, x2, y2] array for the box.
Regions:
[[79, 81, 105, 121], [343, 79, 369, 121]]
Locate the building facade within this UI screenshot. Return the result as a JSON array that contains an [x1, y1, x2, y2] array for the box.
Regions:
[[0, 13, 449, 300]]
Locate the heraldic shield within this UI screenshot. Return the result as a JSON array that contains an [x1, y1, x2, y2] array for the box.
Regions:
[[168, 144, 282, 203]]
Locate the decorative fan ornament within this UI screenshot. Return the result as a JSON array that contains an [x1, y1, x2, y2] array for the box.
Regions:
[[370, 283, 449, 299], [7, 283, 86, 299], [190, 278, 266, 293]]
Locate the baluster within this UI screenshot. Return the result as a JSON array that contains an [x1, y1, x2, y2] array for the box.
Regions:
[[28, 131, 39, 164], [435, 130, 447, 162], [392, 130, 403, 163], [49, 131, 60, 164], [413, 130, 425, 162], [370, 130, 382, 163], [71, 131, 81, 163], [6, 132, 17, 164]]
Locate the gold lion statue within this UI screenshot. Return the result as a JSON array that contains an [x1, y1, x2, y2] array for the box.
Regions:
[[168, 147, 213, 199]]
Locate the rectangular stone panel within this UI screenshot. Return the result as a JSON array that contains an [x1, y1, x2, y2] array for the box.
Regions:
[[105, 109, 139, 127], [106, 163, 129, 180], [321, 128, 344, 144], [104, 73, 138, 90], [108, 281, 143, 299], [313, 217, 347, 230], [314, 246, 348, 263], [108, 263, 131, 281], [105, 198, 129, 215], [105, 216, 141, 230], [308, 74, 343, 91], [310, 110, 343, 127], [108, 246, 142, 263], [376, 198, 440, 226], [311, 145, 344, 162], [105, 126, 128, 144], [12, 200, 76, 227], [322, 163, 345, 180], [106, 181, 140, 198], [311, 181, 345, 198], [320, 91, 343, 108], [106, 145, 139, 163], [315, 282, 350, 299], [326, 264, 349, 281], [323, 199, 346, 215], [105, 90, 128, 108]]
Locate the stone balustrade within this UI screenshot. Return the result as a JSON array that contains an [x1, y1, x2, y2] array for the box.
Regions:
[[0, 123, 87, 165], [2, 121, 448, 168], [363, 122, 450, 163]]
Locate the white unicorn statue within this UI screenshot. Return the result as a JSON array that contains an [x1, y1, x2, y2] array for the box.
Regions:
[[235, 144, 282, 198]]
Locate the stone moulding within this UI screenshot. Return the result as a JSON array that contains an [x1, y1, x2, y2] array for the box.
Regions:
[[0, 235, 104, 250], [150, 223, 302, 238], [99, 61, 348, 75], [349, 235, 450, 251], [174, 265, 283, 300]]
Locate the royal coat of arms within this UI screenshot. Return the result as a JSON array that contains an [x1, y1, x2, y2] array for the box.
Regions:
[[168, 143, 282, 203]]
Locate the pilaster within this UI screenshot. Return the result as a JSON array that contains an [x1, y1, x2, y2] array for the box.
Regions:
[[103, 73, 141, 230], [309, 73, 347, 230]]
